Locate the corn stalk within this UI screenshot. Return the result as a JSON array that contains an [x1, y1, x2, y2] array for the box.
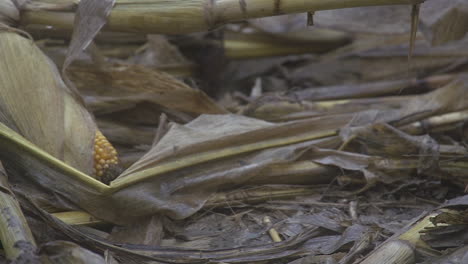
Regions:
[[20, 0, 425, 34], [0, 166, 38, 262]]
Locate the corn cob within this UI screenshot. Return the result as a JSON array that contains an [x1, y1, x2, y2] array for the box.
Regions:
[[93, 131, 122, 183]]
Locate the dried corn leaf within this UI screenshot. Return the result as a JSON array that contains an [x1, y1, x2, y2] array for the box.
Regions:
[[244, 95, 408, 121], [63, 0, 115, 72], [68, 63, 226, 116], [41, 241, 106, 264], [420, 0, 468, 45], [20, 193, 327, 263], [292, 45, 468, 85], [245, 76, 468, 122], [315, 6, 413, 34], [290, 75, 453, 102], [117, 114, 345, 179], [97, 119, 155, 146], [2, 23, 468, 231], [304, 0, 468, 47], [0, 111, 344, 223]]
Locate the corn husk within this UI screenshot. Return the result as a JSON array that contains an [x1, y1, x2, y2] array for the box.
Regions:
[[0, 0, 18, 25], [0, 31, 96, 175]]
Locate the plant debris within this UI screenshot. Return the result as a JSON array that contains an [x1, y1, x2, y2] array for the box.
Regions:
[[1, 0, 468, 263]]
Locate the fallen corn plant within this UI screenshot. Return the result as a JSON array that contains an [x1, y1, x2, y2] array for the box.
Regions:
[[2, 0, 468, 263], [2, 28, 468, 224], [2, 69, 468, 223]]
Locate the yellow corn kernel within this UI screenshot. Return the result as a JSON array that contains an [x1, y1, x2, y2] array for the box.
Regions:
[[93, 131, 121, 183]]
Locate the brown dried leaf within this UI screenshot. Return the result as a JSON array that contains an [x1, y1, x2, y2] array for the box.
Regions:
[[69, 63, 226, 116]]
